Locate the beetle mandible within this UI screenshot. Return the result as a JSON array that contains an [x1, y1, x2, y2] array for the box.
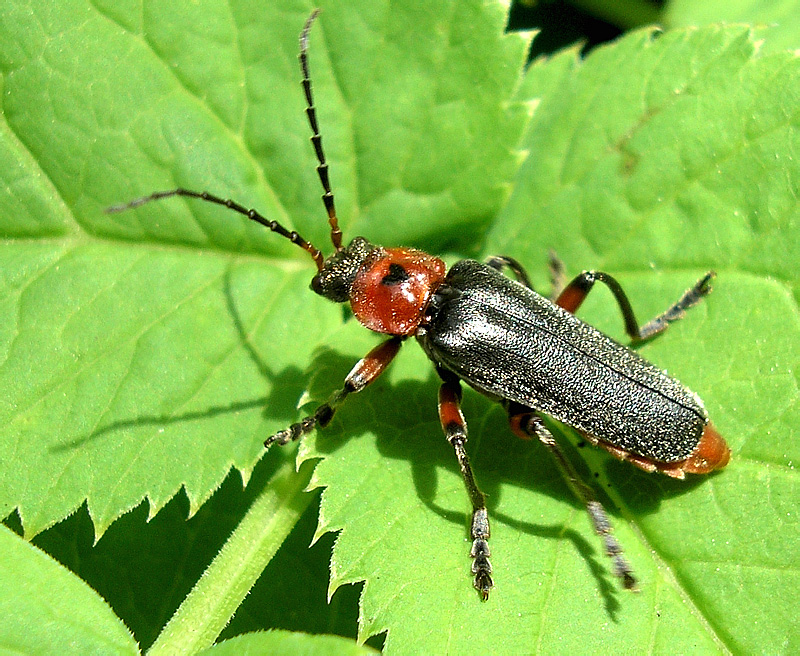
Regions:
[[109, 10, 731, 599]]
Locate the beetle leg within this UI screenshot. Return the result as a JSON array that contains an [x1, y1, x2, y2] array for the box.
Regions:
[[265, 336, 402, 447], [437, 372, 493, 600], [555, 270, 715, 342], [506, 402, 637, 591], [485, 255, 534, 289], [485, 252, 568, 301]]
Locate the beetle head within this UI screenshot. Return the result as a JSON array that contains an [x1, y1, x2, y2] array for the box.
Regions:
[[310, 236, 375, 302]]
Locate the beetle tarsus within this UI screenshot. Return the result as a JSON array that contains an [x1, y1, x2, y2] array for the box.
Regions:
[[264, 337, 401, 449], [471, 507, 493, 600], [438, 376, 494, 598], [637, 271, 716, 340], [587, 501, 637, 591], [265, 401, 336, 448], [470, 529, 493, 601], [265, 414, 319, 447]]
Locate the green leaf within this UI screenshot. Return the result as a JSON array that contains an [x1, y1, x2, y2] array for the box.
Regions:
[[0, 0, 528, 648], [201, 629, 377, 656], [1, 2, 797, 655], [304, 24, 800, 654], [664, 0, 800, 54], [0, 524, 138, 655]]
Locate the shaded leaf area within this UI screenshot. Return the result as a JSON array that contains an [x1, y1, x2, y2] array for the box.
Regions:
[[19, 455, 363, 651], [302, 25, 800, 653], [554, 0, 800, 54]]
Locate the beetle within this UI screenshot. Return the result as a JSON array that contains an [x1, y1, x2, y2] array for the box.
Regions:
[[109, 10, 730, 599]]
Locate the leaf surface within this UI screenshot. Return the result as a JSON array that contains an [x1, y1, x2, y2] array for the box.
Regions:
[[664, 0, 800, 53], [0, 524, 138, 655]]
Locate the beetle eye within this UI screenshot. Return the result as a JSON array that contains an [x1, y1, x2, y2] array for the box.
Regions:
[[382, 263, 410, 286]]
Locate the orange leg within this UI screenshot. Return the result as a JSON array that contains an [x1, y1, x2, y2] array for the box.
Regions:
[[438, 374, 493, 600], [556, 270, 715, 342], [266, 337, 402, 447]]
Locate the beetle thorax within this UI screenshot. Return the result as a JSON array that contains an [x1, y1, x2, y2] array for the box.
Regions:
[[311, 237, 446, 336]]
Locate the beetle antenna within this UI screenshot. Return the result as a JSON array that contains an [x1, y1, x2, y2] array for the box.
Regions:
[[106, 189, 325, 271], [299, 9, 343, 251]]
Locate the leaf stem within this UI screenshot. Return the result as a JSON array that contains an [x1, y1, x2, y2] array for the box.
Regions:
[[146, 458, 316, 656]]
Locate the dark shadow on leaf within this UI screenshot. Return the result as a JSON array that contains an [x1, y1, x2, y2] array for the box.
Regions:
[[380, 371, 629, 614], [50, 396, 270, 452], [402, 408, 625, 616], [494, 512, 623, 619], [301, 364, 625, 612], [23, 447, 354, 649], [605, 457, 714, 515]]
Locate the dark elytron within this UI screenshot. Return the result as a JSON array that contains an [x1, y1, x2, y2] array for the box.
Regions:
[[420, 260, 707, 462]]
